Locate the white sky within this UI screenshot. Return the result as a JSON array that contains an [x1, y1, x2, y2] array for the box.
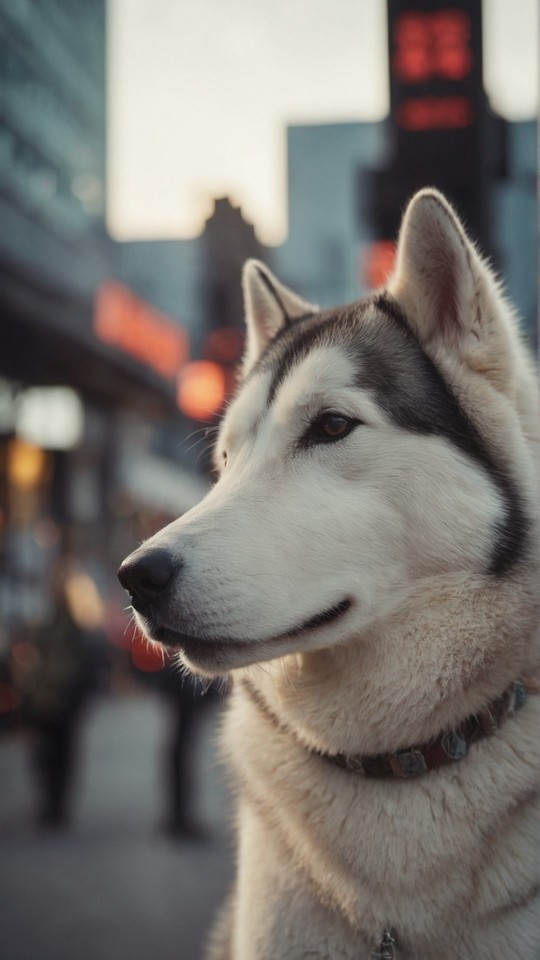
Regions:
[[107, 0, 538, 245]]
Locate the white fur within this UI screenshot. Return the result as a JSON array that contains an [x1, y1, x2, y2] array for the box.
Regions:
[[129, 190, 540, 959], [242, 260, 317, 373]]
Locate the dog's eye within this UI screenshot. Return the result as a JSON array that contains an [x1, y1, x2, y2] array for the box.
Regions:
[[308, 414, 356, 444]]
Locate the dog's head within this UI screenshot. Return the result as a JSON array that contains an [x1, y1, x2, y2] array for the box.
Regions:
[[118, 190, 538, 679]]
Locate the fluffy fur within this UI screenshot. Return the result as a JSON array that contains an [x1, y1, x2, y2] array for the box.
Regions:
[[120, 190, 540, 959]]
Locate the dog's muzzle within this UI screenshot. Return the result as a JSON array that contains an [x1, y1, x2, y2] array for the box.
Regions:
[[118, 548, 177, 612]]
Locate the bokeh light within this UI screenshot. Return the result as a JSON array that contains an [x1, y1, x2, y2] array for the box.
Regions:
[[177, 361, 227, 420]]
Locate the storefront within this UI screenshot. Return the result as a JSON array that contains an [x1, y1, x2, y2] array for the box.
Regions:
[[0, 264, 209, 714]]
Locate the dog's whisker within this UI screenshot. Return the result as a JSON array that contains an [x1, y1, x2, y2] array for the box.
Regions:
[[123, 611, 136, 637], [195, 446, 215, 466], [184, 434, 216, 455], [176, 425, 213, 449]]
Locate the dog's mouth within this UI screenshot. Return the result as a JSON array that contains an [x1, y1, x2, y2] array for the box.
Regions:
[[141, 597, 352, 671]]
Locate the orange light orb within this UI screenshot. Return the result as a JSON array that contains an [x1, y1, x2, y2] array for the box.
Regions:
[[177, 361, 227, 420]]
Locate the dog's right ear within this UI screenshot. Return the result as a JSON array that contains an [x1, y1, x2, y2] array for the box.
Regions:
[[242, 260, 317, 370]]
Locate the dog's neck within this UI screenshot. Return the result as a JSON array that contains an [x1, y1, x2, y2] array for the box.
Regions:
[[239, 573, 539, 758], [241, 674, 531, 778]]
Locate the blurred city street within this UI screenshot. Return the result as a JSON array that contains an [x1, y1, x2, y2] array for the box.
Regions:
[[0, 2, 536, 958], [0, 691, 234, 960]]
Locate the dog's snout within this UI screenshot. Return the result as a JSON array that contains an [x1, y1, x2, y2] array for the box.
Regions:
[[117, 548, 176, 605]]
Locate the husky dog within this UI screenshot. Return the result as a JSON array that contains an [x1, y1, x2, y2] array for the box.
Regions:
[[118, 190, 540, 960]]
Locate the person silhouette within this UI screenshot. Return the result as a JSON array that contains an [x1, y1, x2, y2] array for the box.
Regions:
[[25, 563, 107, 826], [157, 660, 209, 839]]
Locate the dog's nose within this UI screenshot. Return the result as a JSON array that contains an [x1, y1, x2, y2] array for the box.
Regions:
[[117, 549, 176, 605]]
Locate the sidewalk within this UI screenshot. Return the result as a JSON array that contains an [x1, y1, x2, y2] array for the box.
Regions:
[[0, 691, 234, 960]]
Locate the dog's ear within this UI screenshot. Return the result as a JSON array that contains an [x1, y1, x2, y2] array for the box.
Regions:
[[242, 260, 317, 369], [387, 189, 515, 391]]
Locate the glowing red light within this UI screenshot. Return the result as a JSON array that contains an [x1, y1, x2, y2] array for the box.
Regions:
[[433, 12, 472, 80], [393, 14, 432, 83], [94, 282, 189, 381], [363, 242, 396, 290], [397, 96, 474, 130], [177, 361, 227, 420], [393, 10, 472, 84], [130, 631, 168, 673]]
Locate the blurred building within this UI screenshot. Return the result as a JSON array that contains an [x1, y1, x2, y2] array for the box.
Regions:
[[0, 3, 271, 695], [200, 197, 267, 350], [493, 120, 537, 344], [1, 1, 535, 683], [274, 121, 386, 305], [366, 0, 537, 347], [273, 117, 536, 347], [0, 1, 203, 651], [116, 196, 267, 426], [117, 197, 266, 351]]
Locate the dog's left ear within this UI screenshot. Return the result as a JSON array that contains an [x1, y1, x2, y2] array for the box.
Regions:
[[387, 189, 515, 391], [242, 260, 318, 370]]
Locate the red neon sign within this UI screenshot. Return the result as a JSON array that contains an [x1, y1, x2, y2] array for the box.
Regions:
[[397, 95, 474, 130], [94, 282, 188, 381], [393, 10, 472, 84], [363, 242, 396, 290]]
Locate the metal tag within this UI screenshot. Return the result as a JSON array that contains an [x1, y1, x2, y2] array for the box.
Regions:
[[371, 929, 397, 959]]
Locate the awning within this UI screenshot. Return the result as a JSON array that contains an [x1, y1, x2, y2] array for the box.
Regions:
[[0, 257, 182, 416]]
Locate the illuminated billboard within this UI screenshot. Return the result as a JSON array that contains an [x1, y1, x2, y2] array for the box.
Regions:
[[94, 282, 189, 382]]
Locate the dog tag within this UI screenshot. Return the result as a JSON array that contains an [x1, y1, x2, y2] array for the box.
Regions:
[[371, 929, 397, 959]]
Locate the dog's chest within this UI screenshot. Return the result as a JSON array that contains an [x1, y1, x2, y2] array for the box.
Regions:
[[226, 691, 452, 928], [223, 685, 540, 959]]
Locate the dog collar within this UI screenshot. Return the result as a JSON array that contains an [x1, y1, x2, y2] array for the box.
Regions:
[[242, 679, 529, 779]]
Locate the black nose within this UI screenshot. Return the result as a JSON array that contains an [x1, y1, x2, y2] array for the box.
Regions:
[[117, 548, 176, 606]]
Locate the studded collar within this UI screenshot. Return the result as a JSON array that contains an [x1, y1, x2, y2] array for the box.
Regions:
[[241, 678, 531, 779]]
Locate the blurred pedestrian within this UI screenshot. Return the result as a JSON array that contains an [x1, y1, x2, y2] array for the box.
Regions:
[[157, 658, 216, 840], [24, 562, 108, 827]]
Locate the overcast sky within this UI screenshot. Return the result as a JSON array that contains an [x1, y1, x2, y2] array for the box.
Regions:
[[107, 0, 538, 245]]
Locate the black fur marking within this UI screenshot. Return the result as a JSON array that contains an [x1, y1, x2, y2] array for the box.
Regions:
[[251, 292, 528, 577], [372, 292, 409, 329], [243, 310, 318, 387], [371, 295, 529, 576], [254, 266, 291, 323], [264, 308, 359, 406], [288, 598, 351, 635], [151, 598, 351, 652]]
